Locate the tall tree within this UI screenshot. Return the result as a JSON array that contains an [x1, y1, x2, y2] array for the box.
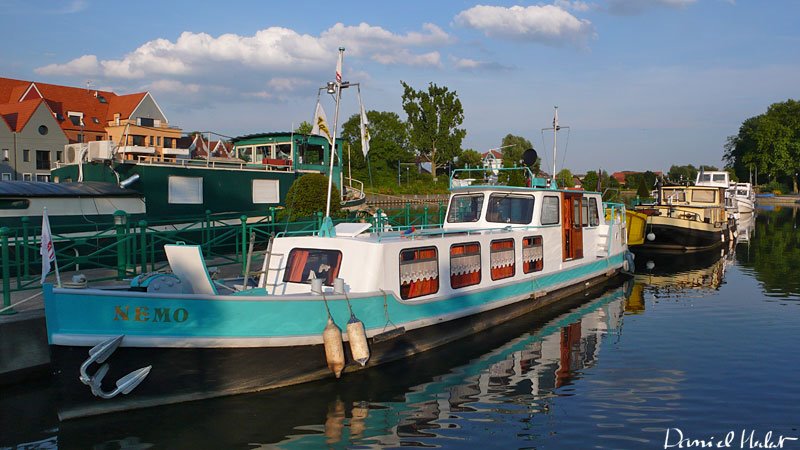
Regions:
[[340, 110, 411, 172], [497, 134, 539, 184], [556, 169, 574, 188], [295, 121, 313, 135], [401, 81, 466, 179]]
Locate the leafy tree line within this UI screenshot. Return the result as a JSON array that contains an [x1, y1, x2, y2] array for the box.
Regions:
[[725, 99, 800, 193]]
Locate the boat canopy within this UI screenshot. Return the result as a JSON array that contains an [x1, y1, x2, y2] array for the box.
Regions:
[[0, 181, 140, 198]]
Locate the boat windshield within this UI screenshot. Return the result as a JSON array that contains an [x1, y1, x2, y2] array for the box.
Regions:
[[447, 194, 484, 223], [486, 194, 534, 224]]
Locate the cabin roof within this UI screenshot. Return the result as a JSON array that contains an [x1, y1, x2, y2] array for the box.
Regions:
[[0, 181, 142, 198]]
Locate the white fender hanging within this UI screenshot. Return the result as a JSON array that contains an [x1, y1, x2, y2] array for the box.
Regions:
[[323, 318, 345, 378], [346, 315, 370, 366]]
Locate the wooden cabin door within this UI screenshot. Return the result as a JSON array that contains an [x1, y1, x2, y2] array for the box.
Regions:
[[562, 192, 584, 261]]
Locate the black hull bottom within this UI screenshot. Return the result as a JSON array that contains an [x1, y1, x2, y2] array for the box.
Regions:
[[637, 222, 728, 253], [52, 271, 624, 420]]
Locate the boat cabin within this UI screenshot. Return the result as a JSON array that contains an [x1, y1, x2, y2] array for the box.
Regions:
[[695, 171, 730, 188]]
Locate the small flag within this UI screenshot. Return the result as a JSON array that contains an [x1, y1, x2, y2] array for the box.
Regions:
[[359, 100, 371, 157], [311, 101, 333, 145], [335, 50, 343, 85], [40, 208, 56, 284]]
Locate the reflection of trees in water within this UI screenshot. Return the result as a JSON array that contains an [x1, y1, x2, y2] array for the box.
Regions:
[[737, 207, 800, 297]]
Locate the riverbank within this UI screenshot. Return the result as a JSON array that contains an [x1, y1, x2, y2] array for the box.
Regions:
[[756, 194, 800, 205]]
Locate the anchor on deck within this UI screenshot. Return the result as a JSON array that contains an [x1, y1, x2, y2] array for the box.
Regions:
[[78, 335, 152, 399]]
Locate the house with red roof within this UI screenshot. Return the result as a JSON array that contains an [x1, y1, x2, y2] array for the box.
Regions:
[[0, 77, 183, 180], [0, 97, 67, 181], [481, 149, 503, 172]]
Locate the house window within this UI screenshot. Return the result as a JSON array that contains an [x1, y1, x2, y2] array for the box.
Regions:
[[252, 179, 280, 204], [283, 248, 343, 286], [67, 112, 83, 126], [132, 135, 145, 146], [1, 173, 11, 181], [23, 150, 30, 162], [139, 117, 154, 127], [2, 149, 8, 161], [490, 239, 515, 280], [36, 174, 50, 182], [157, 136, 161, 146], [56, 151, 63, 162], [523, 236, 544, 273], [450, 242, 481, 289], [77, 134, 84, 143], [96, 135, 103, 141], [486, 194, 534, 224], [541, 195, 560, 225], [38, 125, 48, 135], [35, 151, 50, 170], [399, 247, 439, 300], [23, 173, 32, 181], [447, 194, 484, 223], [168, 176, 203, 204], [164, 137, 174, 148], [149, 136, 154, 146]]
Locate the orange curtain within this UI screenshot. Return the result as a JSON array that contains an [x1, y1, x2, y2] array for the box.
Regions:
[[286, 249, 310, 282], [324, 252, 343, 285], [401, 247, 439, 299]]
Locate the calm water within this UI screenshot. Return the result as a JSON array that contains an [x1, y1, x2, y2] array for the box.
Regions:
[[3, 207, 799, 449]]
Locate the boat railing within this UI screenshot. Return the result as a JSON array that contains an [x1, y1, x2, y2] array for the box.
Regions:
[[130, 155, 294, 172], [449, 167, 548, 189]]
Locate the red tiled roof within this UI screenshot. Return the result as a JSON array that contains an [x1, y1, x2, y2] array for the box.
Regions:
[[0, 98, 46, 132], [0, 77, 149, 136], [482, 149, 503, 159]]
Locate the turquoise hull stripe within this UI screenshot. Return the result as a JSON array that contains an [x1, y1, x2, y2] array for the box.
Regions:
[[44, 253, 623, 341]]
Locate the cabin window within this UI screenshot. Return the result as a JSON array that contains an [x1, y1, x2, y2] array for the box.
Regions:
[[168, 176, 203, 204], [400, 247, 439, 299], [713, 174, 726, 182], [486, 194, 534, 225], [252, 179, 280, 203], [256, 145, 272, 160], [490, 239, 515, 280], [447, 194, 484, 223], [691, 189, 716, 203], [0, 199, 29, 209], [663, 189, 686, 202], [523, 236, 544, 273], [580, 198, 589, 227], [298, 142, 325, 165], [589, 198, 600, 226], [541, 195, 559, 225], [283, 248, 342, 286], [276, 143, 292, 160], [450, 242, 481, 289]]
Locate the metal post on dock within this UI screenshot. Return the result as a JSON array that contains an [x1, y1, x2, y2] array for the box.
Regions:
[[438, 201, 445, 225], [138, 220, 148, 274], [423, 205, 429, 228], [114, 210, 127, 280], [21, 216, 30, 278], [404, 203, 410, 227], [204, 210, 212, 253], [240, 215, 248, 274], [1, 227, 15, 315]]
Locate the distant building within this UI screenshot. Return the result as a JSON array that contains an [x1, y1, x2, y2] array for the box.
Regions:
[[611, 170, 663, 186], [481, 149, 503, 172], [0, 77, 182, 180]]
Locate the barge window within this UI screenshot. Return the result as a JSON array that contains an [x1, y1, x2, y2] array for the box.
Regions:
[[691, 189, 716, 203], [252, 179, 280, 204], [450, 242, 481, 289], [490, 239, 515, 280], [663, 188, 686, 202], [0, 199, 29, 209], [284, 248, 342, 286], [487, 194, 534, 224], [400, 247, 439, 299], [589, 198, 600, 226], [447, 194, 484, 223], [541, 196, 559, 225], [523, 236, 544, 273], [168, 176, 203, 204]]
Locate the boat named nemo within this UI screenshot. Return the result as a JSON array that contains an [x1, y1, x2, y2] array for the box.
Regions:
[[43, 163, 632, 419]]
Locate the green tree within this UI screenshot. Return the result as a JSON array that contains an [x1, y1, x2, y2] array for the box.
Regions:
[[583, 171, 599, 191], [667, 164, 698, 185], [556, 169, 574, 188], [401, 81, 466, 180], [459, 149, 483, 168], [295, 121, 313, 135], [497, 134, 539, 184], [636, 177, 650, 198], [284, 174, 341, 220]]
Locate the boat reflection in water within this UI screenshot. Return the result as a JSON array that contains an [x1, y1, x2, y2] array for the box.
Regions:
[[632, 241, 733, 299], [54, 282, 630, 449]]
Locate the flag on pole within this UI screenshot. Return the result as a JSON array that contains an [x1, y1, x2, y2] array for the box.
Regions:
[[40, 208, 57, 284], [359, 98, 371, 157], [311, 100, 333, 145], [335, 50, 343, 85]]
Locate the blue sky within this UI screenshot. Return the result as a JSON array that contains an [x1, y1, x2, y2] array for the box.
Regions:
[[1, 0, 798, 174]]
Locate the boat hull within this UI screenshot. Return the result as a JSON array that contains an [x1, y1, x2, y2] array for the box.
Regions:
[[638, 219, 727, 252], [47, 259, 625, 420]]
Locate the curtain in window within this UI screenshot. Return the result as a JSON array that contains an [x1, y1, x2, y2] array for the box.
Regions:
[[400, 248, 439, 299], [286, 249, 310, 282], [523, 236, 544, 273], [451, 243, 481, 288], [490, 239, 515, 280]]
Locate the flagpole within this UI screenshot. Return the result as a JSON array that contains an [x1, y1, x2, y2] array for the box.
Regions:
[[54, 256, 62, 288], [325, 47, 345, 218]]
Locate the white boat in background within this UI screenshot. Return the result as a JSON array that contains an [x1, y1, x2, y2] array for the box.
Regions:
[[695, 170, 755, 215], [729, 182, 756, 214]]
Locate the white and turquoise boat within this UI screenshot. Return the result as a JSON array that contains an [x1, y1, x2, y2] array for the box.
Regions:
[[43, 163, 632, 419]]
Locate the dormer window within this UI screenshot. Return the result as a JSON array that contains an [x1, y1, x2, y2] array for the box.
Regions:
[[92, 117, 100, 124], [67, 111, 84, 127]]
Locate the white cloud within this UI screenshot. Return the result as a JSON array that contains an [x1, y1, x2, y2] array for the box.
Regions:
[[454, 5, 595, 46], [606, 0, 697, 15], [449, 55, 511, 71], [35, 54, 99, 76], [555, 0, 593, 12], [267, 78, 311, 92], [372, 50, 442, 67]]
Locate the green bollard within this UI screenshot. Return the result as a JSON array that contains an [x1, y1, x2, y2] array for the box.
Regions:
[[139, 220, 148, 274], [1, 227, 15, 315], [376, 208, 383, 234], [114, 210, 127, 280], [423, 205, 429, 228], [269, 206, 276, 234], [404, 202, 410, 227]]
